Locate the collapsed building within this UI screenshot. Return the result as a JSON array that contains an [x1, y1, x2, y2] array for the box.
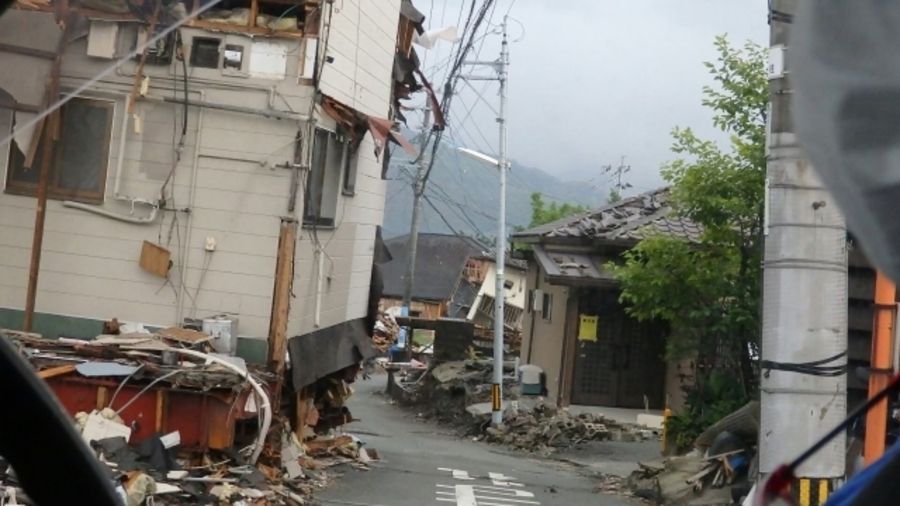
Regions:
[[0, 0, 442, 502]]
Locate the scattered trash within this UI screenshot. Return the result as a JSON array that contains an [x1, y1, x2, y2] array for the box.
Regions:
[[622, 401, 760, 505]]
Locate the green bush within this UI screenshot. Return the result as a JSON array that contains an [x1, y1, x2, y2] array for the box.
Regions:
[[665, 370, 747, 452]]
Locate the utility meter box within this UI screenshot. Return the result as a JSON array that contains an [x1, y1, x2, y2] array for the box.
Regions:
[[519, 364, 543, 395]]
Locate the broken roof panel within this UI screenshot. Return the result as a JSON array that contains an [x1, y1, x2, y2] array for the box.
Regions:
[[513, 187, 702, 244]]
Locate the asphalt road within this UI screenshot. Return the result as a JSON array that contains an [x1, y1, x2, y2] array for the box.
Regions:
[[316, 374, 636, 506]]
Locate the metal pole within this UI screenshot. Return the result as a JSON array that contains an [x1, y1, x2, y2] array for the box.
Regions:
[[760, 0, 847, 485], [491, 17, 509, 427], [401, 106, 431, 355]]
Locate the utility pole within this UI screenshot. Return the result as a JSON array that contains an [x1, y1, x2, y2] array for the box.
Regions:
[[760, 0, 847, 497], [400, 105, 431, 355], [461, 16, 509, 427]]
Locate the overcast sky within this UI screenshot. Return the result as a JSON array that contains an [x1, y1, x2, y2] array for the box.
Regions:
[[410, 0, 768, 196]]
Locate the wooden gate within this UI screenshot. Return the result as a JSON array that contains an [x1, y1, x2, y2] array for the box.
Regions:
[[571, 289, 667, 409]]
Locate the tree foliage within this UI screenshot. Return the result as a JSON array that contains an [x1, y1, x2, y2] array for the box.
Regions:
[[606, 188, 622, 204], [609, 36, 766, 426], [527, 192, 590, 228]]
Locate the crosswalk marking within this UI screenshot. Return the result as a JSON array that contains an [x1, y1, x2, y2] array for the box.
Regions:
[[438, 468, 476, 480], [436, 485, 539, 506], [435, 468, 541, 506], [437, 485, 534, 497], [488, 473, 524, 487]]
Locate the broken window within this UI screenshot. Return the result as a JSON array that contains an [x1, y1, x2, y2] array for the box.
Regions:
[[303, 127, 345, 227], [5, 97, 114, 204], [189, 0, 310, 36]]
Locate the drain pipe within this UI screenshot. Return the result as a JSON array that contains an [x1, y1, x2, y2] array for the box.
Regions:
[[176, 91, 204, 327]]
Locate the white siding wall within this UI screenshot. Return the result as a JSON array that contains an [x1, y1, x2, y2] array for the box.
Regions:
[[287, 0, 399, 336], [0, 3, 401, 341]]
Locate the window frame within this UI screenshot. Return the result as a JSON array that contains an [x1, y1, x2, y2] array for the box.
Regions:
[[542, 292, 553, 323], [303, 127, 347, 228], [4, 96, 115, 205], [341, 141, 358, 196]]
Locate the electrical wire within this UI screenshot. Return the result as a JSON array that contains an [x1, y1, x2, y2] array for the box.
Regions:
[[760, 350, 847, 378]]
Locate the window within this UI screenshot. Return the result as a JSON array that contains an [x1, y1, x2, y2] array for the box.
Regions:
[[5, 97, 114, 204], [303, 128, 346, 227], [541, 292, 553, 323], [190, 37, 221, 68], [342, 143, 358, 196]]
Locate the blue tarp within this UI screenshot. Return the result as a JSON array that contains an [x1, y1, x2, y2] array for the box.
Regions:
[[825, 438, 900, 506]]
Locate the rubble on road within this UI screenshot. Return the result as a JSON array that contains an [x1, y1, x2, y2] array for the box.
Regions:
[[372, 312, 400, 353], [481, 401, 659, 454], [623, 401, 759, 505], [389, 359, 658, 455], [1, 325, 378, 505]]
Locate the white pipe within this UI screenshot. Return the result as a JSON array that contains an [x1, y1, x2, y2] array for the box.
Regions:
[[174, 348, 272, 465], [177, 91, 205, 327], [61, 201, 159, 223]]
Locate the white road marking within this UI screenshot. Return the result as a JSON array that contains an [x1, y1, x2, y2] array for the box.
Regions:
[[435, 468, 540, 505], [437, 485, 534, 497], [488, 472, 524, 487], [438, 468, 476, 480]]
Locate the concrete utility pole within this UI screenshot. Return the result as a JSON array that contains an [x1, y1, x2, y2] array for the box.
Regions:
[[400, 105, 431, 354], [461, 16, 509, 427], [760, 0, 847, 495]]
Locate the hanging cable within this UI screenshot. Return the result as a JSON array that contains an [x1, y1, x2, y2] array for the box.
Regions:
[[760, 350, 847, 378]]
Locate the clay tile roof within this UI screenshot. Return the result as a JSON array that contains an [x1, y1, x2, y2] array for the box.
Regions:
[[512, 187, 702, 243]]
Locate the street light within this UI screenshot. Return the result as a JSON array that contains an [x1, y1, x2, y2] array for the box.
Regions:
[[458, 146, 507, 427]]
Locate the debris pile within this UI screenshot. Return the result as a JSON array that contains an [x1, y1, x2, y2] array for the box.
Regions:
[[482, 402, 614, 452], [1, 326, 377, 505], [479, 401, 659, 454], [625, 401, 760, 505], [391, 360, 520, 426], [372, 312, 400, 352]]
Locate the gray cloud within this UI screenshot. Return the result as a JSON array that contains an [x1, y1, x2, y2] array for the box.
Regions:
[[413, 0, 768, 197]]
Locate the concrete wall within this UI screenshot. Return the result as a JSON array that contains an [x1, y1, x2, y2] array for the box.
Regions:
[[520, 262, 570, 403], [0, 5, 400, 342]]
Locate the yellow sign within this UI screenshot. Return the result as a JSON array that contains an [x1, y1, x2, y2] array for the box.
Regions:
[[578, 315, 598, 341]]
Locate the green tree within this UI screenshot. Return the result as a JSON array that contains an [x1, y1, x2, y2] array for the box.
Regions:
[[527, 192, 590, 228], [606, 188, 622, 204], [608, 36, 766, 446]]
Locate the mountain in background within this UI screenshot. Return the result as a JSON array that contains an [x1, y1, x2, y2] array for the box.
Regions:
[[383, 137, 608, 239]]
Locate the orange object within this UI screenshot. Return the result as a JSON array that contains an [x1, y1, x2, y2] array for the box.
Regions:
[[865, 271, 896, 464]]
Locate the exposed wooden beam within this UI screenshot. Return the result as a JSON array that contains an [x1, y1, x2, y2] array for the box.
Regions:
[[0, 42, 56, 60], [0, 99, 42, 113]]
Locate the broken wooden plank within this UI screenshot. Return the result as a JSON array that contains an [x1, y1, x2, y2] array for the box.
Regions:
[[685, 463, 718, 485], [127, 0, 162, 114], [38, 364, 76, 379], [303, 436, 352, 452], [156, 326, 212, 344]]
